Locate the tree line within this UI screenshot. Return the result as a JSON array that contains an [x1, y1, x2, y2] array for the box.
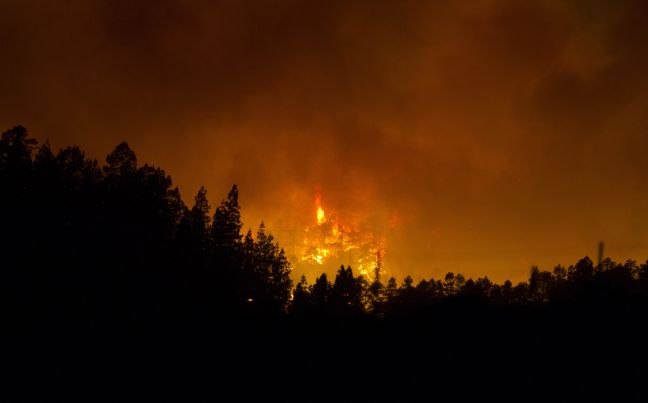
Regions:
[[1, 126, 290, 321], [2, 125, 648, 322]]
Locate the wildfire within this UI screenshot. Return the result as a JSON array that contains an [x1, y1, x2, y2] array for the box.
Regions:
[[316, 206, 326, 225], [315, 193, 327, 225], [298, 193, 385, 281]]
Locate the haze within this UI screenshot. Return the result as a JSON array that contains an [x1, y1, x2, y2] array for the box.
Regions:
[[2, 0, 648, 283]]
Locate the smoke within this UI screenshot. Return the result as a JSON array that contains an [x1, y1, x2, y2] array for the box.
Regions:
[[2, 0, 648, 282]]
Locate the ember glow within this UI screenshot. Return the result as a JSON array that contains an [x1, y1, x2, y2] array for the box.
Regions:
[[298, 194, 384, 282]]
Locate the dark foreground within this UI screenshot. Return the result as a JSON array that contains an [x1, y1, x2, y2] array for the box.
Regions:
[[2, 127, 648, 400], [4, 305, 648, 401]]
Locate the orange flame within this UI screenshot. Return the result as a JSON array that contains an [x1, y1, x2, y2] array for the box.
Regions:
[[315, 192, 326, 224], [316, 206, 326, 225]]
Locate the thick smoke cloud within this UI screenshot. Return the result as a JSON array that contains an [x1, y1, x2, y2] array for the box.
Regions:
[[2, 0, 648, 281]]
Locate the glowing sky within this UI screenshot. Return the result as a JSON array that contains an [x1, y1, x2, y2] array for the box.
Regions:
[[2, 0, 648, 283]]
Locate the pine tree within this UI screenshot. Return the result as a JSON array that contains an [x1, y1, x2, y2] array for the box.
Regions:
[[242, 229, 255, 270], [34, 141, 54, 169], [269, 247, 292, 311], [331, 266, 362, 313], [310, 273, 331, 313], [367, 278, 384, 313], [104, 141, 137, 176], [254, 221, 272, 269], [211, 184, 242, 252], [0, 125, 37, 171], [189, 186, 211, 252], [385, 277, 398, 301], [291, 275, 310, 315], [254, 222, 276, 303]]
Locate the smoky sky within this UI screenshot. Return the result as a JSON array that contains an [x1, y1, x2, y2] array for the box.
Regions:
[[2, 0, 648, 282]]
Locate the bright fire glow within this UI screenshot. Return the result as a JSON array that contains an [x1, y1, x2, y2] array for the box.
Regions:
[[316, 206, 326, 225], [298, 193, 385, 281]]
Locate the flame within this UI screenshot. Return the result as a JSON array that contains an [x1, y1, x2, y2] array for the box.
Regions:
[[316, 206, 326, 225], [298, 192, 385, 282], [315, 192, 326, 224]]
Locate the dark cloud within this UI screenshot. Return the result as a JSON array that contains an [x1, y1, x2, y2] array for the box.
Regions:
[[2, 0, 648, 282]]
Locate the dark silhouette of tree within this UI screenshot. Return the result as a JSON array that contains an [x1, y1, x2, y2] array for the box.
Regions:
[[240, 228, 256, 300], [211, 185, 242, 252], [33, 140, 54, 169], [190, 186, 211, 252], [501, 280, 513, 303], [330, 266, 363, 315], [455, 273, 466, 289], [291, 275, 311, 316], [402, 275, 414, 289], [310, 273, 331, 314], [570, 256, 595, 283], [366, 277, 384, 314], [475, 277, 492, 295], [529, 266, 553, 302], [443, 272, 456, 295], [269, 247, 292, 312], [553, 265, 567, 283], [246, 222, 292, 313], [105, 141, 137, 175], [512, 282, 530, 304], [0, 125, 37, 171], [385, 277, 398, 301], [6, 123, 648, 395], [638, 260, 648, 283]]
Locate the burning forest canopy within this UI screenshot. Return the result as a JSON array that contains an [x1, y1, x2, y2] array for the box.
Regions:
[[294, 192, 386, 283]]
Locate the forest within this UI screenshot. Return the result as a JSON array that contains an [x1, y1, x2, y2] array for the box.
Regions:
[[2, 126, 648, 398], [3, 125, 648, 321]]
